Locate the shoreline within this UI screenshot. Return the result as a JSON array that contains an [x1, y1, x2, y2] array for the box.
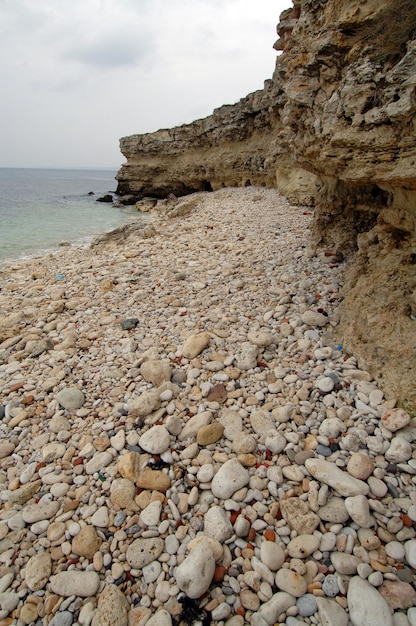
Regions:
[[0, 186, 415, 625]]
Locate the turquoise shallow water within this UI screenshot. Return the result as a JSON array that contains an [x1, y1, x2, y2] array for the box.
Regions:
[[0, 168, 137, 263]]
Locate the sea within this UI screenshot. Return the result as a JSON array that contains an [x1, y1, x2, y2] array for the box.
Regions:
[[0, 168, 140, 264]]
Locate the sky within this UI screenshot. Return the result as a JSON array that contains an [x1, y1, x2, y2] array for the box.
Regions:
[[0, 0, 290, 169]]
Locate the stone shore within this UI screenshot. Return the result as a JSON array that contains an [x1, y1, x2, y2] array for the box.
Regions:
[[0, 187, 415, 626]]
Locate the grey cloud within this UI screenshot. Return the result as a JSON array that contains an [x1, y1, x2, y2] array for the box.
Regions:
[[66, 35, 152, 69]]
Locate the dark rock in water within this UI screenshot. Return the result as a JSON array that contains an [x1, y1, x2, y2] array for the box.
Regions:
[[96, 194, 113, 203], [121, 318, 139, 330], [117, 194, 137, 206], [88, 191, 95, 195]]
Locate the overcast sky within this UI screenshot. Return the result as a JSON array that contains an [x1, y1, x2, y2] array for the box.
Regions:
[[0, 0, 290, 169]]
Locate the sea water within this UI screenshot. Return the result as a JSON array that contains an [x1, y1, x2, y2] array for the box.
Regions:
[[0, 168, 138, 263]]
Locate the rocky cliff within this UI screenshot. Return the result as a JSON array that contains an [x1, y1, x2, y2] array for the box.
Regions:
[[116, 0, 416, 409]]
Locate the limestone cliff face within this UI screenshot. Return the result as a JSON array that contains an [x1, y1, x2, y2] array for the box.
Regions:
[[117, 0, 416, 409]]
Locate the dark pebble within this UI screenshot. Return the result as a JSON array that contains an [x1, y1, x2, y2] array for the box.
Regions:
[[0, 405, 5, 419], [121, 318, 139, 330], [397, 568, 414, 583], [322, 574, 339, 597], [386, 481, 400, 498], [316, 445, 332, 457]]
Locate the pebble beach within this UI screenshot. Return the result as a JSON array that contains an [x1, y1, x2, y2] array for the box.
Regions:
[[0, 186, 415, 626]]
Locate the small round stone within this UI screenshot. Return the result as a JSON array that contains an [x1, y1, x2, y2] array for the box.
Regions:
[[322, 574, 340, 597]]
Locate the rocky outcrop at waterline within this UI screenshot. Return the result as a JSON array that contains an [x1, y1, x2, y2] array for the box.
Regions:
[[116, 0, 416, 409]]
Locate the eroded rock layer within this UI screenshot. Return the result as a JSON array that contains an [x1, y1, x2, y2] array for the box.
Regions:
[[116, 0, 416, 408]]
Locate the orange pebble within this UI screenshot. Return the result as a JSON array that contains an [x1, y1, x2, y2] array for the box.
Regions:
[[264, 529, 276, 542], [400, 514, 413, 528], [248, 528, 256, 542], [230, 510, 241, 524], [9, 381, 24, 392], [213, 565, 226, 583], [236, 607, 245, 617], [73, 457, 83, 466]]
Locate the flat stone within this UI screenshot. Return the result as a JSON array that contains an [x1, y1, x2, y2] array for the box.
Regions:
[[0, 442, 15, 459], [275, 569, 307, 597], [85, 451, 113, 475], [137, 468, 171, 492], [49, 414, 70, 434], [120, 318, 139, 330], [91, 506, 109, 527], [345, 495, 374, 528], [254, 592, 296, 625], [196, 422, 224, 445], [55, 387, 85, 410], [187, 536, 223, 563], [381, 408, 411, 432], [211, 458, 250, 499], [347, 577, 393, 626], [385, 540, 405, 561], [49, 571, 100, 597], [140, 360, 172, 387], [145, 609, 173, 626], [206, 384, 227, 403], [404, 539, 416, 568], [126, 537, 164, 569], [0, 592, 20, 613], [42, 442, 66, 462], [128, 390, 161, 417], [139, 500, 162, 527], [247, 331, 275, 347], [20, 601, 40, 624], [297, 593, 318, 617], [379, 580, 416, 609], [280, 497, 320, 534], [322, 574, 340, 597], [91, 584, 130, 626], [385, 437, 412, 463], [178, 411, 212, 441], [25, 552, 52, 591], [260, 541, 285, 571], [110, 478, 137, 509], [175, 542, 215, 599], [301, 310, 329, 327], [316, 597, 348, 626], [236, 342, 258, 370], [250, 409, 275, 437], [72, 525, 102, 558], [305, 458, 369, 496], [219, 409, 243, 440], [330, 552, 362, 575], [197, 463, 215, 483], [347, 452, 375, 480], [181, 332, 211, 359], [110, 430, 125, 451], [318, 497, 349, 523], [265, 430, 286, 454], [317, 377, 335, 393], [287, 534, 320, 558], [118, 451, 143, 482], [22, 501, 60, 524], [204, 506, 233, 542], [139, 425, 170, 454]]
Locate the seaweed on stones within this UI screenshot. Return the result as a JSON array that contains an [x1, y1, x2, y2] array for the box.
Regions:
[[174, 595, 212, 626], [148, 457, 171, 470]]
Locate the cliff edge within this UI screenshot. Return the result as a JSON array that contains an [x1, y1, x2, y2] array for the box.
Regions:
[[116, 0, 416, 409]]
